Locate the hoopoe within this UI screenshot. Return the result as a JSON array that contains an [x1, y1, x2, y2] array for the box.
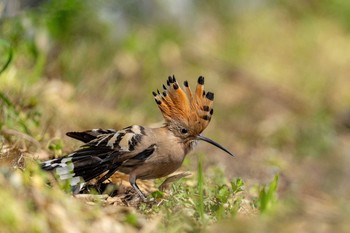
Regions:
[[42, 75, 234, 201]]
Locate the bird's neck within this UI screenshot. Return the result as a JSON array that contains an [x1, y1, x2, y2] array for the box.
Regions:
[[184, 140, 197, 155]]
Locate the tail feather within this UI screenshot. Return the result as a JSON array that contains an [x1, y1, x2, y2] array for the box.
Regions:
[[42, 156, 114, 182], [70, 156, 103, 168], [79, 165, 109, 182], [41, 149, 121, 192], [42, 127, 134, 193]]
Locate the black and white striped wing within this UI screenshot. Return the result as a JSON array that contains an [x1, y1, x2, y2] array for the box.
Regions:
[[42, 125, 149, 187]]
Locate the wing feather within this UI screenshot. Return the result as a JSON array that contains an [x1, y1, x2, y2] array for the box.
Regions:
[[42, 125, 152, 192]]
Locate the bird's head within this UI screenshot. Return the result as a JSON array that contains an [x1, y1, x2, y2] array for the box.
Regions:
[[153, 75, 235, 157]]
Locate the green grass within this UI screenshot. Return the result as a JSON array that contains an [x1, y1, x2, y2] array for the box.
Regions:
[[256, 175, 279, 214], [197, 154, 205, 222], [1, 0, 350, 232], [0, 39, 13, 75]]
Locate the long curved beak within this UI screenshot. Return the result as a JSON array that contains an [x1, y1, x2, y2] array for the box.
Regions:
[[196, 135, 235, 157]]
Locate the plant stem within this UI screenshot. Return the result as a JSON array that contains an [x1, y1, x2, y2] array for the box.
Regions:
[[197, 154, 204, 222]]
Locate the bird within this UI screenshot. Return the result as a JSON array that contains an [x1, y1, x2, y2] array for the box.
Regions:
[[42, 75, 235, 201]]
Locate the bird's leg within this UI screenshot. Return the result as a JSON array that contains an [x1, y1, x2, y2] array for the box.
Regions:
[[129, 175, 147, 202]]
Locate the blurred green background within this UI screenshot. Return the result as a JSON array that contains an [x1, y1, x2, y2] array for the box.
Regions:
[[1, 0, 350, 232]]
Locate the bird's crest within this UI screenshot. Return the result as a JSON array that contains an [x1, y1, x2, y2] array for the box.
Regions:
[[153, 75, 214, 135]]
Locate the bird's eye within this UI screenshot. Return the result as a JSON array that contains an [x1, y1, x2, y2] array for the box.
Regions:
[[181, 128, 188, 134]]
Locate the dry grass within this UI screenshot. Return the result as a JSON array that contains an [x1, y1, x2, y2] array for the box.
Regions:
[[1, 1, 350, 232]]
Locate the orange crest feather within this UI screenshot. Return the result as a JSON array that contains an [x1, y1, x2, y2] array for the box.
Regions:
[[153, 75, 214, 135]]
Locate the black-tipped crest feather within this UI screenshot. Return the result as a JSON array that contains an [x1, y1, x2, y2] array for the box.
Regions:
[[153, 75, 215, 135]]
